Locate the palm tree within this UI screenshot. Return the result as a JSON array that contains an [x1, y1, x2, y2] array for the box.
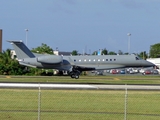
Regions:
[[0, 49, 25, 75], [0, 49, 12, 74]]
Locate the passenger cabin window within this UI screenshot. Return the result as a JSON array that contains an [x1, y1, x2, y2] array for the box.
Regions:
[[110, 59, 112, 61], [106, 59, 108, 61], [114, 59, 116, 61], [79, 60, 81, 62], [74, 59, 76, 62]]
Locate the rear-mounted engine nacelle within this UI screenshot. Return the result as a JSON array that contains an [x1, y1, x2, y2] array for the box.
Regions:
[[37, 55, 63, 64]]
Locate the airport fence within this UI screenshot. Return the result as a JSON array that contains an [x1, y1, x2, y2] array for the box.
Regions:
[[0, 88, 160, 120]]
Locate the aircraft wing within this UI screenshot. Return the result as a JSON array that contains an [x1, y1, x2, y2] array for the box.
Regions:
[[73, 65, 95, 71]]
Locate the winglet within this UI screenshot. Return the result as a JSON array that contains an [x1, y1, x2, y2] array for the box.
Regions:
[[68, 57, 75, 66]]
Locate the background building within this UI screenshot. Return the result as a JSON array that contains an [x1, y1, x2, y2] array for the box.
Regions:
[[53, 50, 72, 56]]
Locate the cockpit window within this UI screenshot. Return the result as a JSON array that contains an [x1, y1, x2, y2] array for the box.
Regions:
[[135, 57, 139, 60], [135, 56, 142, 60]]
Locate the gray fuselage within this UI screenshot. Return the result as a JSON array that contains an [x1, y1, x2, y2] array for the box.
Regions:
[[19, 54, 154, 71]]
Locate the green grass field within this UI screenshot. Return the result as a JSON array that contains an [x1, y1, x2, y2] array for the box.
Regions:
[[0, 75, 160, 84], [0, 89, 160, 120], [0, 75, 160, 119]]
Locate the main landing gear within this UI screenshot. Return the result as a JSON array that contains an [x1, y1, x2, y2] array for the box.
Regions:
[[70, 70, 81, 79]]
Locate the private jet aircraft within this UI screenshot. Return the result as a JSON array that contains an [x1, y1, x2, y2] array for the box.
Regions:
[[8, 40, 154, 79]]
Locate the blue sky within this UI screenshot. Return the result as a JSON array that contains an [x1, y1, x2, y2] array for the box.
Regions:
[[0, 0, 160, 54]]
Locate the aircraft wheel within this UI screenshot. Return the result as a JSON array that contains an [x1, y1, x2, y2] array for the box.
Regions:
[[71, 74, 75, 78], [75, 72, 79, 79], [75, 74, 79, 79]]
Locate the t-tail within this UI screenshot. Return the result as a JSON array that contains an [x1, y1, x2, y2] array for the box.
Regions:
[[7, 40, 35, 59]]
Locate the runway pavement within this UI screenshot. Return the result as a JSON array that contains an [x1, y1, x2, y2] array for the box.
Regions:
[[0, 83, 160, 90]]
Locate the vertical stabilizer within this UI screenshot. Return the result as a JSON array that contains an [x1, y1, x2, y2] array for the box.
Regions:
[[8, 40, 35, 59]]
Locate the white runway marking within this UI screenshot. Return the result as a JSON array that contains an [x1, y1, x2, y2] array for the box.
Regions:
[[0, 83, 97, 89], [0, 83, 160, 90]]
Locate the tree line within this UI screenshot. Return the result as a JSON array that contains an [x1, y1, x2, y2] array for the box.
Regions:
[[72, 43, 160, 59], [0, 43, 159, 75]]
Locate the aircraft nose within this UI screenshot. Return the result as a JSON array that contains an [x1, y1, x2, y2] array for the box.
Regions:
[[143, 60, 155, 67]]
